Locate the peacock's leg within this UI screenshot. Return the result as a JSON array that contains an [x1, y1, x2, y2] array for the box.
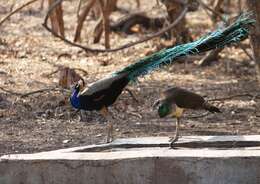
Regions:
[[100, 107, 114, 143], [169, 117, 180, 146], [125, 88, 139, 103]]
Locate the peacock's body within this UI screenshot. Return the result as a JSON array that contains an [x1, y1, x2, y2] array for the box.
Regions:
[[72, 72, 129, 111], [70, 13, 254, 142]]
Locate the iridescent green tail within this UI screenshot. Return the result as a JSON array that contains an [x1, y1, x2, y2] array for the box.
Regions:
[[114, 13, 254, 81]]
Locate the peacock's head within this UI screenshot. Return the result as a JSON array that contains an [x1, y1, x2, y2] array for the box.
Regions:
[[73, 78, 85, 92], [70, 79, 85, 109], [153, 99, 171, 118]]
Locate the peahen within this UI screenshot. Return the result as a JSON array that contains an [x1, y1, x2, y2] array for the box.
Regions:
[[153, 87, 221, 147], [70, 14, 254, 143]]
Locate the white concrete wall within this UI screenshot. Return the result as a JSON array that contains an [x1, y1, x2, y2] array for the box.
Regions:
[[1, 136, 260, 184]]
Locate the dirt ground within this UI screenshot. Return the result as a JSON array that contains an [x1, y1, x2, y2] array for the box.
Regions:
[[0, 0, 260, 156]]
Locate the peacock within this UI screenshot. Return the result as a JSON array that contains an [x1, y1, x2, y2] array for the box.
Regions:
[[153, 87, 221, 147], [70, 13, 254, 143]]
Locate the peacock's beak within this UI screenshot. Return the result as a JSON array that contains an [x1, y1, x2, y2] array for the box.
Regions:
[[78, 79, 84, 90]]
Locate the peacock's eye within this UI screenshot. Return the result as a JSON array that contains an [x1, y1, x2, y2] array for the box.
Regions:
[[158, 104, 170, 118], [73, 83, 80, 91]]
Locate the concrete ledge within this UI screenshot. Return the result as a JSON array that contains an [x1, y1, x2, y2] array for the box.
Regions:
[[1, 135, 260, 184]]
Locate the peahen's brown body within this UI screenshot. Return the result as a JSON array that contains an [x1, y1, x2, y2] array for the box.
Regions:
[[154, 87, 221, 147], [162, 87, 220, 113]]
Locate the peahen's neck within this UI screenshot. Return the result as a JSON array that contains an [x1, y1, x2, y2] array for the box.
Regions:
[[70, 89, 81, 109]]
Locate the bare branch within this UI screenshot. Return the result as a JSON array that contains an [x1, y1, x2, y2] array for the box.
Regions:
[[208, 93, 260, 102], [20, 87, 66, 98], [197, 0, 226, 23], [97, 0, 111, 49], [235, 43, 254, 61], [74, 0, 96, 42], [43, 0, 188, 52], [0, 0, 39, 27], [197, 0, 254, 61]]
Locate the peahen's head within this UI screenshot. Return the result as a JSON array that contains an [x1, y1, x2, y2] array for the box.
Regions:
[[70, 79, 85, 109], [158, 103, 171, 118], [153, 99, 172, 118]]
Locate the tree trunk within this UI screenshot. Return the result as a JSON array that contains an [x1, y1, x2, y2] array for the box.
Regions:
[[247, 1, 260, 84], [48, 0, 64, 37], [161, 0, 189, 44], [74, 0, 96, 42], [160, 0, 198, 44], [211, 0, 224, 22]]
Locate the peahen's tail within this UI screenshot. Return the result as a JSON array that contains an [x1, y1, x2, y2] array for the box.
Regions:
[[114, 13, 254, 81]]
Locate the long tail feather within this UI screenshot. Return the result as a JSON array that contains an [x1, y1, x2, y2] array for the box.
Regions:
[[114, 13, 254, 81]]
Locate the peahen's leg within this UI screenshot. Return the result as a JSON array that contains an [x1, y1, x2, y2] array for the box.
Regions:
[[106, 119, 113, 143], [100, 107, 114, 143], [169, 117, 180, 146]]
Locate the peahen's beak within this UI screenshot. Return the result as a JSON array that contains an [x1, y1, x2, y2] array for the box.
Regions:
[[152, 99, 161, 110]]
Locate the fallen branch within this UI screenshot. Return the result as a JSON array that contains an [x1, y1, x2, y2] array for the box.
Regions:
[[20, 87, 62, 98], [110, 11, 164, 34], [208, 93, 260, 102], [0, 86, 23, 96], [198, 48, 223, 66], [0, 0, 39, 27], [43, 69, 60, 77], [57, 52, 72, 60], [43, 66, 88, 78], [0, 86, 69, 98], [43, 0, 188, 52]]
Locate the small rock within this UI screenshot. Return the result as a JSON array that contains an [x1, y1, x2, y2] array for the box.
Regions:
[[17, 51, 27, 58], [62, 139, 70, 144], [41, 56, 47, 61], [96, 134, 102, 137]]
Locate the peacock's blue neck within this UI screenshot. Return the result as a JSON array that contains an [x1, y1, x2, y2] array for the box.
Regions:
[[70, 89, 81, 109]]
